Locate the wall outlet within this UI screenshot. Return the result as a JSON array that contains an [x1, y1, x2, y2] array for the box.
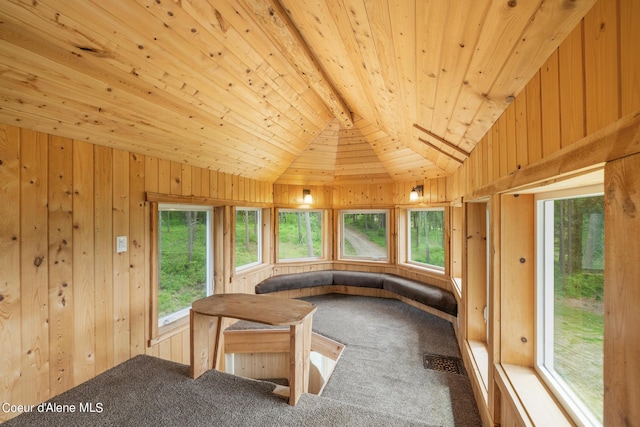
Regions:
[[116, 236, 128, 253]]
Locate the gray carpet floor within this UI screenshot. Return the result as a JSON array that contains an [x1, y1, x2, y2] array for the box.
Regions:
[[304, 294, 481, 426], [5, 294, 481, 426]]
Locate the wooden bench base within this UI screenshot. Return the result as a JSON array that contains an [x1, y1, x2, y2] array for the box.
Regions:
[[190, 294, 316, 405]]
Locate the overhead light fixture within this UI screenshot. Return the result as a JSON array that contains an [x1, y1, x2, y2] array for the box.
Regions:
[[303, 189, 313, 204], [409, 185, 423, 202]]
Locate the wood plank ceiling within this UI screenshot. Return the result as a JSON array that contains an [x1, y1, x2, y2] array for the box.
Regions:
[[0, 0, 595, 184]]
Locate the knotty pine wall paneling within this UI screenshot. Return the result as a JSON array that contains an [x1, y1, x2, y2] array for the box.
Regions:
[[449, 2, 639, 424], [604, 152, 640, 426], [93, 145, 114, 375], [129, 153, 146, 359], [0, 125, 21, 407], [20, 128, 49, 405], [71, 141, 95, 387], [620, 0, 640, 116], [448, 0, 636, 201], [48, 135, 73, 396], [584, 0, 620, 134], [0, 126, 274, 421], [112, 149, 131, 367]]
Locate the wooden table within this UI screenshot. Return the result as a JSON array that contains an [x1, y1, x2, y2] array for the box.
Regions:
[[190, 293, 317, 405]]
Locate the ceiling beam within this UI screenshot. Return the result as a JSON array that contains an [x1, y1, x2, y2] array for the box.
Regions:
[[240, 0, 354, 128], [417, 138, 464, 165], [413, 123, 470, 159]]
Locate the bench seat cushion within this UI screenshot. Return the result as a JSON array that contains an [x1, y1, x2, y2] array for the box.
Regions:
[[382, 274, 457, 317], [255, 270, 334, 294], [255, 270, 457, 318], [332, 271, 384, 289]]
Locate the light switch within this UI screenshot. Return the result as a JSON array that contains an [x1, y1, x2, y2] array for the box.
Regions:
[[116, 236, 128, 253]]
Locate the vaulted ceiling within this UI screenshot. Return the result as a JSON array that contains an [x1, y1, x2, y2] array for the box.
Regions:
[[0, 0, 595, 184]]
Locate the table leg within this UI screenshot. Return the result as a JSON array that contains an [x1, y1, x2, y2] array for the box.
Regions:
[[190, 311, 222, 379], [288, 315, 313, 405]]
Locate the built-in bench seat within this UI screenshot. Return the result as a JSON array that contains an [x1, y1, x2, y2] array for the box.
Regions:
[[255, 270, 457, 317]]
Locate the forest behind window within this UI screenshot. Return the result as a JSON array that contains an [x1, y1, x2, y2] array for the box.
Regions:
[[408, 209, 445, 269], [278, 210, 323, 261], [538, 194, 604, 425], [157, 206, 212, 326], [235, 208, 261, 269]]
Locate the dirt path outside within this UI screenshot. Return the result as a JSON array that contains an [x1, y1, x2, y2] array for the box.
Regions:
[[343, 226, 387, 258]]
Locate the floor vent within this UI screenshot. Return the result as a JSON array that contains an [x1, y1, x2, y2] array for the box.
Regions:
[[423, 354, 466, 375]]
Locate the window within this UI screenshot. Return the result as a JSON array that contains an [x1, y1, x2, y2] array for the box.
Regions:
[[277, 209, 323, 261], [157, 204, 213, 328], [536, 191, 604, 425], [407, 208, 445, 270], [235, 208, 261, 270], [450, 206, 463, 291], [340, 210, 389, 261]]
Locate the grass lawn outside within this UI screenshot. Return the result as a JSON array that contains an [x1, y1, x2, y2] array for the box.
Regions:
[[554, 295, 604, 422]]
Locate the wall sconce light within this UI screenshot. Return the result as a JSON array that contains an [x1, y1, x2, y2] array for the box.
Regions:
[[409, 185, 423, 202], [303, 189, 313, 204]]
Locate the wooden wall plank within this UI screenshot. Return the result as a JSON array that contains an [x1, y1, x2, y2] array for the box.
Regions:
[[47, 135, 74, 395], [486, 132, 495, 184], [487, 193, 502, 422], [209, 169, 218, 199], [497, 115, 507, 178], [540, 50, 561, 157], [505, 103, 517, 175], [112, 149, 131, 365], [465, 202, 487, 342], [170, 161, 182, 196], [181, 164, 192, 197], [500, 194, 534, 366], [72, 140, 95, 385], [514, 89, 528, 170], [201, 168, 210, 198], [0, 125, 22, 421], [620, 0, 640, 116], [93, 145, 114, 374], [129, 153, 146, 357], [144, 156, 159, 193], [604, 152, 640, 426], [481, 135, 489, 188], [158, 159, 171, 195], [584, 0, 620, 133], [558, 22, 585, 148], [525, 70, 542, 164], [192, 166, 202, 198], [20, 128, 49, 404]]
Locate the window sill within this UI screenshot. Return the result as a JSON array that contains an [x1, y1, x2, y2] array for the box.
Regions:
[[338, 257, 390, 263], [149, 315, 189, 347], [397, 262, 446, 277], [495, 364, 572, 426], [276, 257, 327, 264], [235, 263, 271, 275], [464, 340, 489, 407]]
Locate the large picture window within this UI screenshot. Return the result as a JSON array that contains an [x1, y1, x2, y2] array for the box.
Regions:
[[157, 204, 213, 328], [536, 191, 604, 425], [407, 208, 445, 270], [235, 208, 261, 270], [340, 210, 389, 261], [277, 209, 323, 261]]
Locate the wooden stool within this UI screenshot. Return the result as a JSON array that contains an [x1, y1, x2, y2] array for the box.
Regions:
[[190, 293, 317, 405]]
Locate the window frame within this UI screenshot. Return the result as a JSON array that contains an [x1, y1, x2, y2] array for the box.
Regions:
[[150, 202, 214, 344], [276, 208, 326, 263], [234, 207, 263, 271], [406, 207, 446, 271], [338, 209, 390, 262], [535, 184, 605, 427]]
